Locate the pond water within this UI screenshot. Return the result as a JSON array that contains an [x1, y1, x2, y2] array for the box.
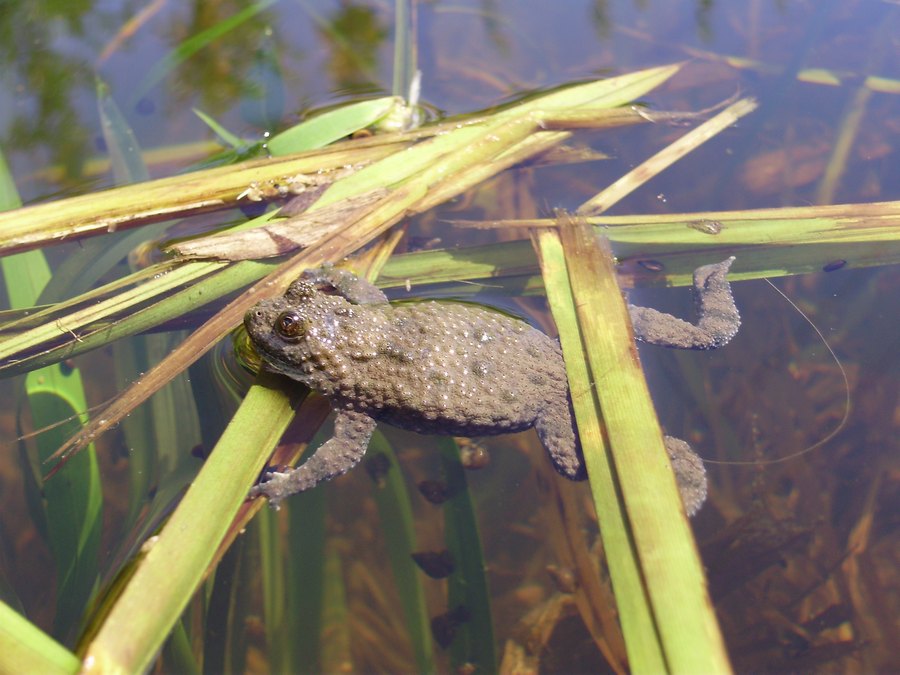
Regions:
[[1, 1, 898, 673]]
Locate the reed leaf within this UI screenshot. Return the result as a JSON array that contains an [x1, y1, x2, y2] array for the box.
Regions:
[[78, 371, 303, 674], [439, 438, 494, 672], [533, 226, 665, 672], [557, 218, 731, 673], [0, 149, 103, 644], [0, 600, 79, 675], [368, 431, 434, 674]]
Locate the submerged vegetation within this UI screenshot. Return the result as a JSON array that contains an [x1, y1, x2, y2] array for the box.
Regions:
[[1, 2, 899, 673]]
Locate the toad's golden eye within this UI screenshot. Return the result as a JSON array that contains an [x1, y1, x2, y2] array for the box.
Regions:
[[274, 311, 306, 341]]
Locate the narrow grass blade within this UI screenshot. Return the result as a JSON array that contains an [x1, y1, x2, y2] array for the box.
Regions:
[[78, 371, 304, 673], [0, 145, 22, 210], [319, 544, 353, 673], [38, 75, 186, 300], [98, 86, 206, 536], [368, 431, 434, 674], [97, 78, 149, 184], [202, 516, 247, 675], [495, 63, 682, 119], [559, 219, 732, 673], [0, 148, 103, 643], [391, 0, 414, 98], [266, 97, 402, 155], [287, 488, 327, 674], [160, 620, 200, 675], [438, 438, 494, 672], [447, 199, 900, 280], [533, 227, 665, 672], [240, 29, 286, 130], [258, 505, 290, 673], [193, 108, 246, 149], [18, 387, 103, 641], [0, 600, 79, 675], [0, 261, 233, 375], [0, 141, 401, 256]]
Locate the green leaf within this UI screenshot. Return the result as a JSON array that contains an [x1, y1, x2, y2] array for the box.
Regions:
[[0, 146, 103, 643], [193, 108, 246, 149], [79, 372, 302, 673], [439, 438, 494, 672], [369, 431, 434, 673], [97, 78, 149, 183], [266, 97, 402, 156], [0, 600, 79, 675]]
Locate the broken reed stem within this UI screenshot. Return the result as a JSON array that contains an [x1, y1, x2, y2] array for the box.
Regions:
[[578, 97, 758, 217]]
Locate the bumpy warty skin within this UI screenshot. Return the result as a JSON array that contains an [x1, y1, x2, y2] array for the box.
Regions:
[[243, 268, 585, 494], [245, 261, 740, 510]]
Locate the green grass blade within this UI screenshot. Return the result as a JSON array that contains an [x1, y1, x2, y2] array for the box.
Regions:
[[202, 536, 246, 675], [0, 261, 278, 377], [368, 431, 434, 674], [0, 147, 103, 644], [42, 82, 191, 302], [97, 78, 150, 184], [19, 387, 103, 641], [98, 80, 206, 534], [0, 600, 79, 675], [319, 544, 353, 672], [161, 620, 200, 675], [0, 129, 402, 257], [496, 63, 682, 118], [258, 505, 290, 673], [438, 438, 494, 672], [79, 372, 303, 673], [391, 0, 413, 98], [534, 227, 665, 672], [266, 97, 402, 156], [193, 108, 246, 149], [558, 220, 731, 673], [239, 30, 286, 130], [0, 148, 22, 210], [287, 488, 327, 674]]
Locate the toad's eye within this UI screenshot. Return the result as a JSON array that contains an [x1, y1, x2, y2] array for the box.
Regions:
[[274, 311, 307, 341]]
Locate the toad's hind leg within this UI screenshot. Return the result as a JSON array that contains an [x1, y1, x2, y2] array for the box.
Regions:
[[629, 257, 740, 350], [251, 410, 377, 508], [534, 391, 587, 481]]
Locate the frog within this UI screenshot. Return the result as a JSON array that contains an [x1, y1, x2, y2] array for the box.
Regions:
[[244, 258, 740, 513]]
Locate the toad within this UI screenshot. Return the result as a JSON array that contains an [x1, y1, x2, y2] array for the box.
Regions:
[[245, 259, 739, 513]]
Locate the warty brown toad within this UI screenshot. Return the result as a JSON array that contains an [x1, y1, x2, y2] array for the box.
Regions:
[[245, 260, 740, 513]]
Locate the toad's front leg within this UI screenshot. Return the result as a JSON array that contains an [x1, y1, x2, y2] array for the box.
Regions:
[[629, 257, 740, 350], [250, 409, 377, 508]]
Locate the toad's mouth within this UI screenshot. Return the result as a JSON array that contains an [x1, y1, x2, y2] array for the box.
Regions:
[[247, 339, 303, 379]]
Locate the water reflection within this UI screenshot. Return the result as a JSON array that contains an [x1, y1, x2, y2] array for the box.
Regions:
[[0, 0, 898, 672]]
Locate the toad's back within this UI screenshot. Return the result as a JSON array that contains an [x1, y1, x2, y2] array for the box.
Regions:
[[320, 301, 568, 436]]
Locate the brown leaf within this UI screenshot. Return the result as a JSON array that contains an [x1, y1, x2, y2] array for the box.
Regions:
[[168, 188, 390, 260]]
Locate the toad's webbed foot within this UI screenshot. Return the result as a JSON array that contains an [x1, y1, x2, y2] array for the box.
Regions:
[[534, 390, 587, 481], [250, 410, 377, 508], [665, 436, 707, 517], [629, 257, 740, 350]]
